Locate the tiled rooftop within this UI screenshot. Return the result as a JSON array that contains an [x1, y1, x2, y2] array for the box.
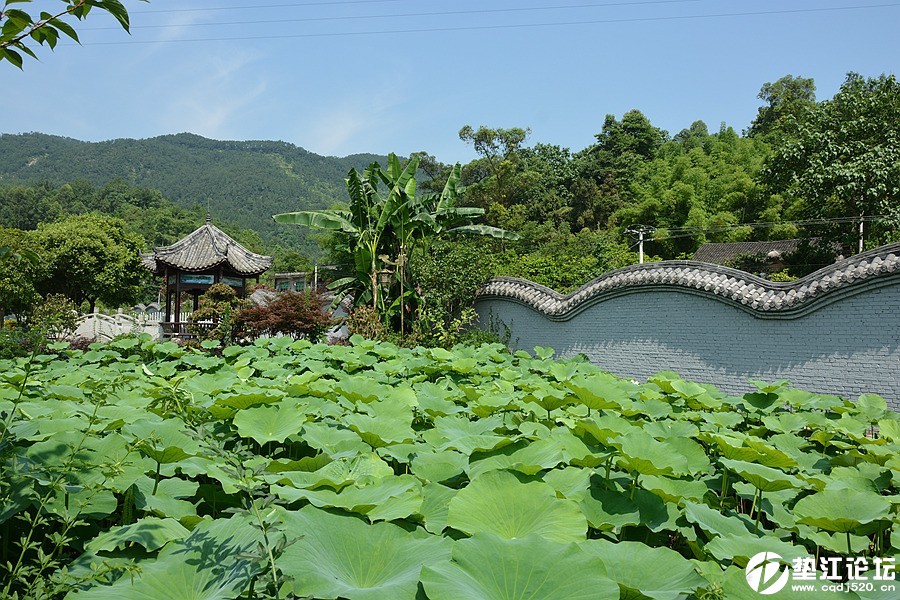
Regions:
[[143, 219, 273, 276], [477, 242, 900, 318]]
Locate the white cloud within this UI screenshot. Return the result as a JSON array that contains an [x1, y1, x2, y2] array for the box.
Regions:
[[155, 49, 268, 139], [301, 84, 405, 156]]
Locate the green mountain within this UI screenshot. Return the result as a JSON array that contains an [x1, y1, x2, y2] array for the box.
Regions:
[[0, 132, 386, 250]]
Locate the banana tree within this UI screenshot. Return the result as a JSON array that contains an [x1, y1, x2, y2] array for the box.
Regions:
[[274, 153, 518, 326], [274, 155, 417, 312]]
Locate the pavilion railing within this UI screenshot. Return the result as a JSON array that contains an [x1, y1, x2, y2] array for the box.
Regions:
[[159, 321, 215, 340]]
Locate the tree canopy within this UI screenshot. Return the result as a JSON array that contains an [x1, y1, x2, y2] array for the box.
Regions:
[[746, 74, 817, 140], [764, 72, 900, 247], [34, 213, 145, 312]]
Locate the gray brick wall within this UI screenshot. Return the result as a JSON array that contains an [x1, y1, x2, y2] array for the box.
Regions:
[[475, 283, 900, 410]]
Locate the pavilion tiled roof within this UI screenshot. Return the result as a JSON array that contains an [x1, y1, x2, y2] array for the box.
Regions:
[[142, 218, 273, 276]]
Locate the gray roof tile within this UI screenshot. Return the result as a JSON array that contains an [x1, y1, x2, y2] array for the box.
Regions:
[[143, 219, 273, 276], [477, 242, 900, 318]]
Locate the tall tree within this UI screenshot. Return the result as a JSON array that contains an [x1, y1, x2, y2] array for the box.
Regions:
[[746, 75, 816, 140], [34, 213, 145, 311], [571, 110, 668, 230], [763, 72, 900, 250], [0, 227, 42, 321], [459, 125, 531, 207]]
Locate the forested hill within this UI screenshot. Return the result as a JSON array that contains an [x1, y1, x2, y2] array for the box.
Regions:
[[0, 132, 386, 248]]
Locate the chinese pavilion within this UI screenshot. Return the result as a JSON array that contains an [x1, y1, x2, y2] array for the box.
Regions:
[[142, 216, 273, 336]]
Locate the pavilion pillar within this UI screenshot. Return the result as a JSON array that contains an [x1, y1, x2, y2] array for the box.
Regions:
[[175, 275, 182, 325], [164, 268, 172, 322]]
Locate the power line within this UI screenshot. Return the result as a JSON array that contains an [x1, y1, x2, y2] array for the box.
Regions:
[[132, 0, 420, 14], [658, 215, 879, 235], [83, 0, 707, 31], [78, 2, 900, 45], [645, 216, 889, 242]]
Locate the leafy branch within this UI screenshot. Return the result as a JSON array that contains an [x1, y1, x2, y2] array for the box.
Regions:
[[1, 0, 136, 69]]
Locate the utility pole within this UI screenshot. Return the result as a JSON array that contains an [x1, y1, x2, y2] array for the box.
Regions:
[[859, 212, 865, 254], [638, 230, 645, 264], [625, 226, 654, 264]]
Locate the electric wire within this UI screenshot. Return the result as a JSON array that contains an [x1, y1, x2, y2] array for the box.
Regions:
[[624, 215, 890, 243], [103, 0, 707, 28], [76, 2, 900, 45]]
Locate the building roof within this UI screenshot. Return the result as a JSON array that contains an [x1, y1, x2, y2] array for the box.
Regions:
[[692, 239, 806, 265], [142, 218, 273, 276]]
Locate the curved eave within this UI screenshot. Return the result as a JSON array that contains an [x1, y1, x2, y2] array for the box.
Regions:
[[142, 222, 273, 277], [476, 242, 900, 321]]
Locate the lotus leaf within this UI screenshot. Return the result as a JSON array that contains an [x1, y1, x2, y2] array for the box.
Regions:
[[614, 429, 702, 477], [682, 501, 755, 538], [640, 474, 709, 503], [213, 386, 284, 410], [580, 484, 670, 533], [565, 374, 629, 410], [522, 384, 573, 415], [344, 404, 415, 448], [705, 534, 810, 566], [85, 517, 191, 552], [335, 375, 390, 403], [274, 474, 423, 522], [2, 337, 898, 600], [279, 506, 450, 600], [804, 529, 872, 554], [575, 413, 637, 445], [301, 421, 371, 458], [467, 438, 565, 479], [702, 411, 744, 429], [543, 466, 592, 501], [447, 470, 587, 542], [134, 476, 199, 519], [411, 449, 468, 483], [423, 415, 509, 454], [856, 394, 888, 422], [743, 392, 780, 411], [581, 538, 707, 600], [125, 418, 202, 456], [793, 488, 892, 532], [74, 515, 263, 600], [719, 458, 802, 492], [232, 401, 308, 445], [280, 452, 393, 490], [643, 420, 699, 440], [877, 418, 900, 442], [420, 533, 618, 600]]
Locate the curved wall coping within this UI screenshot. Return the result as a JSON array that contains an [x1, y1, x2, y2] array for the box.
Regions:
[[475, 242, 900, 321]]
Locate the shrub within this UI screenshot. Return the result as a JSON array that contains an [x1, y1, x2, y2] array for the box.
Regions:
[[190, 284, 249, 345], [0, 328, 42, 359], [344, 305, 388, 342], [30, 294, 78, 339], [768, 270, 798, 282], [236, 290, 333, 342]]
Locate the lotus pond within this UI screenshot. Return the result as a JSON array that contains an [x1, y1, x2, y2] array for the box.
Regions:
[[1, 335, 898, 599]]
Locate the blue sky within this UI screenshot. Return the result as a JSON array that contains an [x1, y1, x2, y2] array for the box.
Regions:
[[2, 0, 898, 164]]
